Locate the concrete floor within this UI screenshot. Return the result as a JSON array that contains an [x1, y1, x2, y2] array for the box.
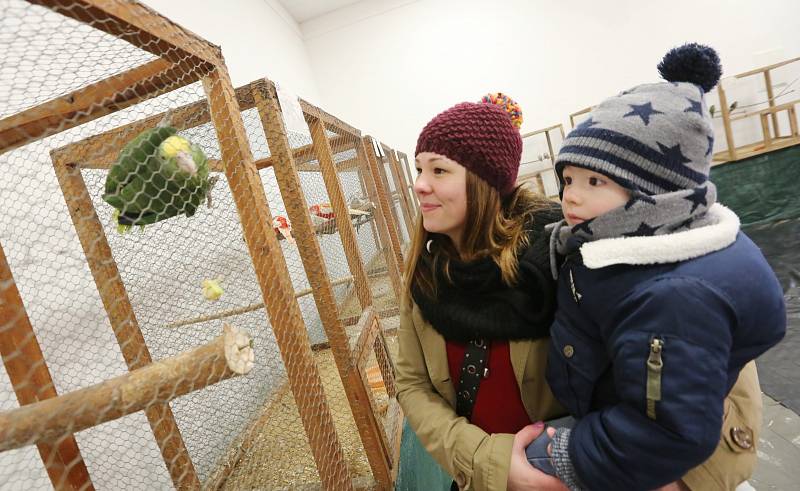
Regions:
[[751, 394, 800, 490]]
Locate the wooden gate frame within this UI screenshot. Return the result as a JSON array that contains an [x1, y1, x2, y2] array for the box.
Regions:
[[46, 74, 407, 488], [1, 1, 351, 489]]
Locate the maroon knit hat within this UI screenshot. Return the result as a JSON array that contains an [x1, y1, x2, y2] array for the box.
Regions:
[[415, 93, 523, 196]]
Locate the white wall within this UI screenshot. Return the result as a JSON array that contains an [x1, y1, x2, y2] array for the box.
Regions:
[[143, 0, 323, 103], [303, 0, 800, 156]]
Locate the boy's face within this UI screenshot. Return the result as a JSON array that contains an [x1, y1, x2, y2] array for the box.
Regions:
[[561, 165, 632, 226]]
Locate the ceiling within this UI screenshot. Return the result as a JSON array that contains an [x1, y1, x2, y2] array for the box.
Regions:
[[277, 0, 365, 23]]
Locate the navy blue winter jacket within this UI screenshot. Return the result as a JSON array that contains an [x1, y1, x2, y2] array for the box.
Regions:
[[546, 206, 786, 490]]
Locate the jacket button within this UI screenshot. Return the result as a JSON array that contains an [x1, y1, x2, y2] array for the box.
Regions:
[[730, 426, 754, 449], [563, 345, 575, 358], [455, 472, 467, 488]]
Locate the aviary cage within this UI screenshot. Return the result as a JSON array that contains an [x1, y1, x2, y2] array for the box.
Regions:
[[0, 1, 407, 489]]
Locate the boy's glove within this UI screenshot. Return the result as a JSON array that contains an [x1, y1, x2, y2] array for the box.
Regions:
[[525, 428, 557, 476]]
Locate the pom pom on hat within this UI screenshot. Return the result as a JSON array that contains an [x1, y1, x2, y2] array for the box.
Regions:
[[555, 42, 722, 197], [481, 92, 523, 128], [657, 43, 722, 93]]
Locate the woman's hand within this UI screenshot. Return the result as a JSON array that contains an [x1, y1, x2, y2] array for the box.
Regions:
[[508, 423, 569, 491]]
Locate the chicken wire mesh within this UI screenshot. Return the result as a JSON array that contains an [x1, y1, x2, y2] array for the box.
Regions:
[[395, 152, 419, 219], [208, 86, 402, 489], [1, 1, 402, 490], [370, 142, 411, 248]]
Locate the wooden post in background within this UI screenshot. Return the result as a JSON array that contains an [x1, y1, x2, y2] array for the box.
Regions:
[[717, 81, 738, 161], [362, 138, 404, 273], [203, 68, 352, 490], [384, 147, 414, 236], [51, 160, 199, 490], [0, 244, 94, 491], [253, 81, 393, 489]]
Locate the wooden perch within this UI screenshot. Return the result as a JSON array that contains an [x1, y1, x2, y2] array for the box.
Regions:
[[164, 276, 355, 329], [0, 323, 253, 452]]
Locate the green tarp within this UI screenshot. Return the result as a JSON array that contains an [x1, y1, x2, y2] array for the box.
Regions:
[[711, 145, 800, 227]]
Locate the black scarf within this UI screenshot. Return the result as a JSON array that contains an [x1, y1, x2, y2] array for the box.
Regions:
[[412, 209, 559, 343]]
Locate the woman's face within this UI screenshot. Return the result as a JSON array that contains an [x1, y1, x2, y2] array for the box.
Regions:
[[414, 152, 468, 247]]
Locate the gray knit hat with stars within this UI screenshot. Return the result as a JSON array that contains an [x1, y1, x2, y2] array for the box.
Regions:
[[555, 43, 722, 195]]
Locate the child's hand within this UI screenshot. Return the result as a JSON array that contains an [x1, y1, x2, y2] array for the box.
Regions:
[[508, 423, 568, 491]]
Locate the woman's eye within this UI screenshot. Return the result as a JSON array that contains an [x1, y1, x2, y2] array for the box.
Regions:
[[564, 176, 572, 185], [433, 168, 445, 175]]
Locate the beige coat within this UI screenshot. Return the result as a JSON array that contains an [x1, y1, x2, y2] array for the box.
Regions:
[[397, 299, 762, 491]]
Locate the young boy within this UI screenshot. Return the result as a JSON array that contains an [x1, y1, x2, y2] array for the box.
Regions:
[[526, 44, 787, 490]]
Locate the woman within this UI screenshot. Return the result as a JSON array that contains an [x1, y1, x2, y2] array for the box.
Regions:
[[395, 94, 762, 491]]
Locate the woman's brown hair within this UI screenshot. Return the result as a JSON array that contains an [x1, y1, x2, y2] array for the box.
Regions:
[[404, 170, 553, 302]]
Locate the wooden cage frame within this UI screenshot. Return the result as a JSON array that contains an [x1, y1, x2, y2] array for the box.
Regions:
[[713, 56, 800, 164], [395, 152, 419, 218], [0, 1, 406, 490], [47, 76, 407, 489], [374, 141, 415, 254], [568, 106, 594, 129], [517, 124, 565, 198]]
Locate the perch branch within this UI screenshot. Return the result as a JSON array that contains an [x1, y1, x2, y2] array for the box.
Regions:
[[0, 324, 253, 452], [164, 276, 355, 329]]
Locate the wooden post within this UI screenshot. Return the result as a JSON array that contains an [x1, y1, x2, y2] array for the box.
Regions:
[[0, 58, 206, 155], [384, 148, 414, 237], [760, 113, 772, 149], [202, 68, 351, 490], [306, 115, 372, 310], [717, 81, 738, 161], [764, 70, 780, 137], [356, 166, 385, 260], [396, 152, 419, 217], [29, 0, 224, 66], [0, 324, 253, 452], [0, 244, 94, 490], [370, 144, 405, 246], [252, 81, 393, 489], [363, 138, 404, 272], [545, 131, 556, 170], [51, 160, 200, 490]]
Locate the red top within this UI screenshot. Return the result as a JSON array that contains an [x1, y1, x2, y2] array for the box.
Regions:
[[446, 340, 531, 434]]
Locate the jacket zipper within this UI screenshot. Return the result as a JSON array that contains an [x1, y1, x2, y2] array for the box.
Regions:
[[646, 337, 664, 420]]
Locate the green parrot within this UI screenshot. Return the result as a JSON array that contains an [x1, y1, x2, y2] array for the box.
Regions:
[[102, 124, 211, 230]]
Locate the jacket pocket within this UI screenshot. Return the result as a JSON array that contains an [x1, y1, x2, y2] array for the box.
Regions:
[[546, 318, 610, 416]]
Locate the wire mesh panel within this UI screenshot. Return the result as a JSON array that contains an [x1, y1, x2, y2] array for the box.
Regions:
[[371, 142, 411, 247], [219, 80, 402, 490], [361, 137, 405, 281], [0, 2, 364, 490], [381, 146, 414, 246], [395, 152, 419, 219]]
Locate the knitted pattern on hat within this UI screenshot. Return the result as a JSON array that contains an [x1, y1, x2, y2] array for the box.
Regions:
[[555, 43, 721, 195], [415, 93, 523, 196], [548, 44, 727, 269]]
